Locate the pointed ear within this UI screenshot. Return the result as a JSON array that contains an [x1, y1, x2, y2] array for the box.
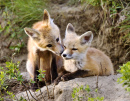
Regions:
[[65, 23, 75, 36], [79, 31, 93, 45], [24, 28, 39, 39], [43, 9, 50, 26]]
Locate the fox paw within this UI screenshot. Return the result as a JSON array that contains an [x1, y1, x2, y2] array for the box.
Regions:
[[54, 77, 62, 85], [61, 75, 69, 81]]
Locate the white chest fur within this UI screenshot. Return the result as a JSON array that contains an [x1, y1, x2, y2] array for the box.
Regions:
[[64, 59, 86, 72]]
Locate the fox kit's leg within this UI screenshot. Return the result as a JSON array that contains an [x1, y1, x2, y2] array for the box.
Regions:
[[54, 67, 69, 85], [26, 59, 39, 90], [61, 70, 94, 81], [26, 59, 36, 80], [51, 55, 58, 82], [26, 51, 41, 90]]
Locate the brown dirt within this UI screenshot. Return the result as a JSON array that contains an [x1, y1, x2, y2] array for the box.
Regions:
[[2, 79, 30, 101], [6, 80, 29, 94]]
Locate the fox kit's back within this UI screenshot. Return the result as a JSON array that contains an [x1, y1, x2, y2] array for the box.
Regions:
[[84, 47, 114, 75]]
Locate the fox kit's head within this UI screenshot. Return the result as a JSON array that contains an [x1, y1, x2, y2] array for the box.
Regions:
[[62, 23, 93, 60], [24, 9, 63, 55]]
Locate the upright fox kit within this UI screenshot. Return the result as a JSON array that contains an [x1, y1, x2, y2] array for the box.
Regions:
[[55, 23, 114, 83], [24, 10, 63, 89]]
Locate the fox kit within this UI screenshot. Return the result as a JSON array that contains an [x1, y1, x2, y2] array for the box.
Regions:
[[54, 23, 114, 83], [24, 9, 64, 90]]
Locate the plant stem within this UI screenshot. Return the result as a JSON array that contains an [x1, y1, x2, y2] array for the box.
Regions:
[[34, 91, 39, 100], [21, 81, 38, 101], [15, 95, 19, 101], [40, 89, 45, 101], [44, 78, 50, 99], [52, 84, 55, 99], [25, 90, 30, 101], [14, 74, 38, 101], [37, 83, 45, 101]]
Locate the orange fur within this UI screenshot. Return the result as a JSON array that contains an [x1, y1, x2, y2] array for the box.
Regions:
[[62, 23, 114, 76], [24, 10, 63, 87]]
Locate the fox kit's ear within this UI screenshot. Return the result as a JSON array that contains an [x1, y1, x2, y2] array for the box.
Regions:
[[65, 23, 75, 36], [43, 9, 50, 26], [79, 31, 93, 45], [24, 28, 39, 39]]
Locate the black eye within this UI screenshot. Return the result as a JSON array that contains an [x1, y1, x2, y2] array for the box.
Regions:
[[46, 44, 52, 47], [72, 48, 78, 50], [56, 38, 59, 42]]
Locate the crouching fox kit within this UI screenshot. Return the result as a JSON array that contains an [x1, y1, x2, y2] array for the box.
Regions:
[[54, 23, 114, 83], [24, 9, 63, 90]]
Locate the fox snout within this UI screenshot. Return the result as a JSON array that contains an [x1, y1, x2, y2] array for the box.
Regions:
[[55, 44, 64, 56], [62, 53, 72, 60], [59, 45, 64, 55], [61, 49, 73, 60]]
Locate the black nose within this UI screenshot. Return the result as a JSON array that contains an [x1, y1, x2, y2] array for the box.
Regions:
[[63, 54, 66, 57]]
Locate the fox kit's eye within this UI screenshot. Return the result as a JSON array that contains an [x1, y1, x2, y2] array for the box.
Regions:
[[72, 48, 78, 50], [56, 38, 59, 42], [46, 44, 52, 47]]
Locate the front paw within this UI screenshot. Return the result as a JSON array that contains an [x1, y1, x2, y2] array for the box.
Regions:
[[54, 77, 61, 85], [61, 75, 69, 81]]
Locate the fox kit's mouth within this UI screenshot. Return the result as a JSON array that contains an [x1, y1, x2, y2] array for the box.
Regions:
[[64, 57, 73, 60]]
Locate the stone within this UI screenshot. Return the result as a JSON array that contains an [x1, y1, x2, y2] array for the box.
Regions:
[[16, 74, 130, 101]]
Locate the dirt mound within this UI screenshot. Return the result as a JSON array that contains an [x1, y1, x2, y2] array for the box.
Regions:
[[16, 74, 130, 101]]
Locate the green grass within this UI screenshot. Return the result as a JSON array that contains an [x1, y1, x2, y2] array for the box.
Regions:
[[117, 61, 130, 92], [72, 85, 104, 101], [0, 0, 49, 52], [5, 0, 48, 28]]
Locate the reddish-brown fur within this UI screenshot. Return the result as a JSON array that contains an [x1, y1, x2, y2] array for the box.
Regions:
[[24, 10, 63, 90]]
